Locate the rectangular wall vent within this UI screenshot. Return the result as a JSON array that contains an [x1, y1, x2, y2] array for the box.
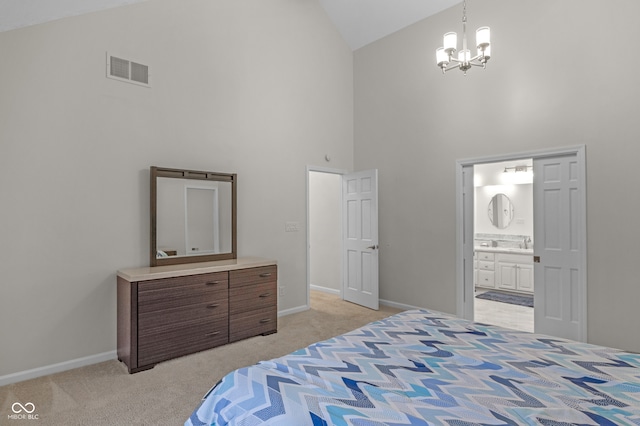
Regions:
[[106, 52, 150, 87], [130, 62, 149, 85]]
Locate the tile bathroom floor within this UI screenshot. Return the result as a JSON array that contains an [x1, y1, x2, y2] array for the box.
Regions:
[[474, 289, 534, 333]]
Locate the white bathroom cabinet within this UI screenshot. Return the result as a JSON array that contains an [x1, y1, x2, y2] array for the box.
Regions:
[[475, 250, 533, 294], [496, 253, 533, 293]]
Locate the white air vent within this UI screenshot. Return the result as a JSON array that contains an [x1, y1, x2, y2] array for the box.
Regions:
[[106, 52, 150, 87], [130, 62, 149, 85]]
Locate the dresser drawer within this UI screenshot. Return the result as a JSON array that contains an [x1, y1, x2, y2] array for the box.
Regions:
[[229, 282, 276, 315], [138, 317, 228, 367], [138, 272, 228, 313], [139, 291, 228, 334], [229, 266, 277, 288], [229, 307, 277, 342]]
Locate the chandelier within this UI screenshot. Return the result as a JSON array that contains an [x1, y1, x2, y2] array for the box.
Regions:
[[436, 0, 491, 75]]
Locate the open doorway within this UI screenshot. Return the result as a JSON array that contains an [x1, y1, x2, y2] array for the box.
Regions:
[[308, 169, 342, 296], [456, 146, 587, 342], [473, 160, 534, 333], [306, 166, 380, 311]]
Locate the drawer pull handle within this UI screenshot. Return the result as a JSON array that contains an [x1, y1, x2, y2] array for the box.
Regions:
[[259, 273, 272, 278], [206, 331, 221, 337], [206, 303, 220, 309], [259, 293, 271, 298], [206, 281, 220, 286], [259, 318, 271, 324]]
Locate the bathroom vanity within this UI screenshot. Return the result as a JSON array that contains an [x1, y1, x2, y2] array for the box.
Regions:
[[474, 248, 533, 294]]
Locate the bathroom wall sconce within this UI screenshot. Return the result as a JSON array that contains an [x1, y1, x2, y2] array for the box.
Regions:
[[503, 166, 529, 173]]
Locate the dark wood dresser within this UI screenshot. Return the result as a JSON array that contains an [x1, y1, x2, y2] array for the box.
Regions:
[[117, 257, 277, 373]]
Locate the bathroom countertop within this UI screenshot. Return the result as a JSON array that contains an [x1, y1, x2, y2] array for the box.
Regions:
[[474, 246, 533, 255]]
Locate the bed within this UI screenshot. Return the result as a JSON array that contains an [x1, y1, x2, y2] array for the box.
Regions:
[[186, 309, 640, 425]]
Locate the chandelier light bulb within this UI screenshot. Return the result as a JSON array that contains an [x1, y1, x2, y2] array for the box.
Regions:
[[476, 27, 490, 49], [443, 32, 457, 53], [436, 47, 449, 66]]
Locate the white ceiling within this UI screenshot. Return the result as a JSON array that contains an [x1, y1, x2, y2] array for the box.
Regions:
[[319, 0, 461, 50], [0, 0, 461, 50], [0, 0, 150, 33]]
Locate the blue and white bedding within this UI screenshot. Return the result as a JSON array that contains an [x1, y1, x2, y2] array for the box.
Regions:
[[186, 309, 640, 425]]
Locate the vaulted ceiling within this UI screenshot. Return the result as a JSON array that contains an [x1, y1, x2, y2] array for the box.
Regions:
[[0, 0, 461, 50]]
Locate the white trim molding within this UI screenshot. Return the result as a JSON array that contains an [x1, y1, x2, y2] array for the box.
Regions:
[[310, 284, 341, 296], [0, 350, 117, 387], [379, 298, 423, 311], [278, 305, 309, 317]]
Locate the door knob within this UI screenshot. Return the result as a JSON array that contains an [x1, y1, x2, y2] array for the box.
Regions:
[[533, 256, 540, 263], [367, 244, 379, 250]]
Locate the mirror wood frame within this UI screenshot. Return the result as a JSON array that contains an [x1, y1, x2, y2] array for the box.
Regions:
[[150, 166, 237, 267]]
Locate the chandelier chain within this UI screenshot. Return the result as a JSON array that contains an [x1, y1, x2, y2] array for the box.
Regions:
[[463, 0, 467, 23]]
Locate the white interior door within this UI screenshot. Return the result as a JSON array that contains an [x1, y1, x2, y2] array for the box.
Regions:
[[533, 154, 586, 341], [342, 170, 379, 310]]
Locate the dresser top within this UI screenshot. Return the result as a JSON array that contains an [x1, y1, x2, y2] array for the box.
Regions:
[[117, 257, 277, 282]]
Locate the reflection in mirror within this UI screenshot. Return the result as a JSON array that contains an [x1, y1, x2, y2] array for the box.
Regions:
[[157, 180, 233, 257], [151, 167, 236, 266], [488, 193, 514, 229]]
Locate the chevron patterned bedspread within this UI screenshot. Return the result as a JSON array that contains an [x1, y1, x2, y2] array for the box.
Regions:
[[186, 309, 640, 425]]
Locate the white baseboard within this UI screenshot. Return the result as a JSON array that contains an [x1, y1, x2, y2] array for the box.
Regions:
[[310, 284, 341, 296], [307, 286, 421, 312], [0, 350, 117, 387], [278, 304, 309, 317], [379, 298, 423, 311]]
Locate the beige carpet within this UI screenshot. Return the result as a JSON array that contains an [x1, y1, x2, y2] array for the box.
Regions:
[[0, 291, 401, 425]]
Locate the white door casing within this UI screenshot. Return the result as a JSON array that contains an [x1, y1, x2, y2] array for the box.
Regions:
[[342, 170, 379, 310], [533, 154, 587, 341], [459, 164, 475, 320]]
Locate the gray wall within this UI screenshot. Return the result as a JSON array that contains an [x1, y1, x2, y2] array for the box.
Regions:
[[0, 0, 353, 377], [354, 0, 640, 352]]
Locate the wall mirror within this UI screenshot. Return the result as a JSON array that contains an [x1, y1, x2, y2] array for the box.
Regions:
[[150, 166, 237, 266], [488, 193, 514, 229]]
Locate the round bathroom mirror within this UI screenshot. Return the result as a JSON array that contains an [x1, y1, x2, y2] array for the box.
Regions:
[[488, 193, 514, 229]]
